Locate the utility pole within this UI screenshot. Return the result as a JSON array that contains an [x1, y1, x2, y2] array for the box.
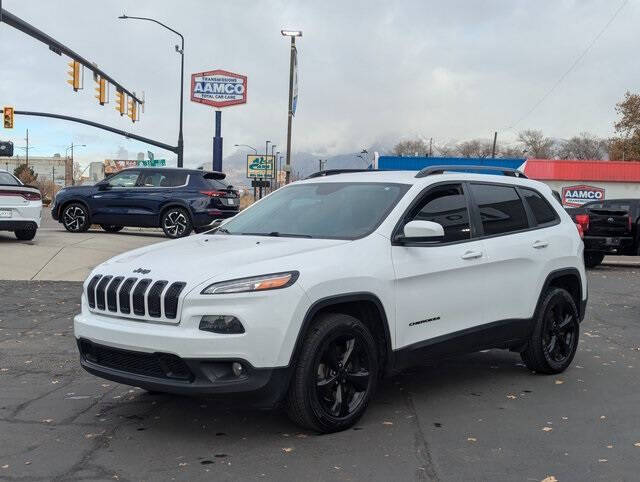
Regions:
[[281, 30, 302, 184], [491, 131, 497, 158], [25, 129, 29, 167], [429, 137, 433, 157]]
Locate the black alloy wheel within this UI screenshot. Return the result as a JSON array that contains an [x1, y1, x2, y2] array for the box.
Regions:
[[314, 333, 371, 418], [62, 203, 90, 233], [521, 287, 580, 374], [541, 297, 578, 365], [100, 224, 124, 233], [161, 207, 192, 238], [287, 313, 378, 433]]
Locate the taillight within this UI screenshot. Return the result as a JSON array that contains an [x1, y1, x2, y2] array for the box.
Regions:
[[22, 191, 41, 201], [200, 190, 225, 197], [575, 214, 589, 232], [575, 223, 584, 239], [0, 189, 41, 201]]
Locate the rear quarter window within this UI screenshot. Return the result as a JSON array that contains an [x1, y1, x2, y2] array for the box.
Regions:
[[520, 188, 559, 225]]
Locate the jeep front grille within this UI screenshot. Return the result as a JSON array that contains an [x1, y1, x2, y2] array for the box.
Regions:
[[86, 275, 187, 322]]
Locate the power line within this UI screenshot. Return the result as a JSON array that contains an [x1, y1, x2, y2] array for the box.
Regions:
[[504, 0, 628, 132]]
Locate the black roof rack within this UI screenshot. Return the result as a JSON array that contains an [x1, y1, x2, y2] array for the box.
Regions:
[[306, 169, 376, 179], [415, 165, 527, 179]]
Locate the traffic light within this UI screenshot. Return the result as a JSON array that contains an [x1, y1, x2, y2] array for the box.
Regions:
[[94, 77, 107, 105], [127, 97, 137, 122], [67, 60, 81, 91], [3, 106, 14, 129], [114, 90, 126, 116]]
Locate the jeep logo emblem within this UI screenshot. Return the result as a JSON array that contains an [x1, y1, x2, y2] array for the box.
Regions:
[[608, 217, 614, 223], [133, 268, 151, 274]]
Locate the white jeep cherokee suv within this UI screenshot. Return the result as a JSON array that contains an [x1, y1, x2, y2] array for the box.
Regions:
[[75, 166, 587, 433]]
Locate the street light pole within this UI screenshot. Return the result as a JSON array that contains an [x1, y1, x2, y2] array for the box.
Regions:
[[119, 14, 185, 167], [281, 30, 302, 185]]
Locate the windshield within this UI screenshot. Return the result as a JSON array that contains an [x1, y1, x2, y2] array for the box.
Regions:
[[0, 172, 19, 185], [216, 182, 409, 239]]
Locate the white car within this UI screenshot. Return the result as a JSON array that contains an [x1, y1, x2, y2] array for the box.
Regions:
[[75, 166, 587, 433], [0, 169, 42, 240]]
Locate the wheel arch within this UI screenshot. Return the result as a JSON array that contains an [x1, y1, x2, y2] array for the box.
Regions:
[[289, 292, 393, 376], [537, 268, 585, 321]]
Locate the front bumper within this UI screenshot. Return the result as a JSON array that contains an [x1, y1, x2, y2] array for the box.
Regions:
[[584, 235, 634, 253], [77, 338, 290, 406]]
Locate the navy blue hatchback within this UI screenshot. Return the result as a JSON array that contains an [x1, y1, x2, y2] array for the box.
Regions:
[[51, 168, 239, 238]]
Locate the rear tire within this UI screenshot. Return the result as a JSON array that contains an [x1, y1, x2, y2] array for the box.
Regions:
[[61, 203, 90, 233], [14, 228, 36, 240], [100, 224, 123, 233], [161, 207, 192, 238], [286, 313, 378, 433], [521, 287, 580, 374], [584, 252, 604, 268]]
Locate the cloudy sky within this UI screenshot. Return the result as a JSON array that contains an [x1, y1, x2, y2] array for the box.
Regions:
[[0, 0, 636, 168]]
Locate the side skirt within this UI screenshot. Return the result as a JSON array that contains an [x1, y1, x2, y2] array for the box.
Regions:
[[391, 318, 533, 373]]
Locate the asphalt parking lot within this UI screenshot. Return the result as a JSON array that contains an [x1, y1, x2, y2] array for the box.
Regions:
[[0, 266, 638, 481]]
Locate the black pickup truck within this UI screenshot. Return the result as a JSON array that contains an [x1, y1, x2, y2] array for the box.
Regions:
[[566, 199, 639, 267]]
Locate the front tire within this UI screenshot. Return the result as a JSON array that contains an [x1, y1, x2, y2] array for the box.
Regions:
[[61, 203, 90, 233], [584, 252, 604, 268], [286, 313, 378, 433], [15, 228, 36, 240], [521, 287, 580, 374], [161, 207, 192, 238], [100, 224, 123, 233]]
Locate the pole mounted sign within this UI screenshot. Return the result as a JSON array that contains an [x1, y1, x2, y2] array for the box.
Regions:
[[190, 70, 248, 108], [561, 184, 605, 207], [247, 155, 275, 179]]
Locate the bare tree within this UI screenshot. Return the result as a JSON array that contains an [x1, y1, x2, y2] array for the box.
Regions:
[[455, 139, 493, 158], [517, 130, 555, 158], [393, 139, 429, 156], [73, 162, 85, 183], [433, 142, 456, 157], [556, 132, 608, 160], [498, 145, 526, 158]]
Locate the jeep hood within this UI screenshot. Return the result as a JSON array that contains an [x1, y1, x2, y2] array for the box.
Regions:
[[95, 234, 348, 285]]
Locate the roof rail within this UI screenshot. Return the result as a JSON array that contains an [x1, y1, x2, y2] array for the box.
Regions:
[[415, 165, 527, 179], [306, 169, 376, 179]]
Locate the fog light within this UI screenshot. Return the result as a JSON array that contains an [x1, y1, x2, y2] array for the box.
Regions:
[[199, 315, 245, 334], [232, 362, 244, 377]]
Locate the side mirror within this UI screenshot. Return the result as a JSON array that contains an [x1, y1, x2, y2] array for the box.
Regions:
[[97, 182, 110, 191], [397, 220, 444, 243]]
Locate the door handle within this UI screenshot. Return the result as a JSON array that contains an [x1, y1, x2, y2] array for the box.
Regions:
[[532, 240, 549, 249], [461, 250, 483, 260]]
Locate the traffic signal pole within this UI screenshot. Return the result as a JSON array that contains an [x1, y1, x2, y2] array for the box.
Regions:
[[14, 111, 179, 155]]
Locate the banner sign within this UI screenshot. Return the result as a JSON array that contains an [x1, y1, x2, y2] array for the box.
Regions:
[[292, 47, 298, 116], [246, 155, 275, 179], [190, 69, 248, 108], [561, 184, 605, 207], [104, 159, 166, 174]]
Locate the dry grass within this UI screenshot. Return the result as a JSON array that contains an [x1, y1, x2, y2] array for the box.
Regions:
[[239, 192, 255, 210]]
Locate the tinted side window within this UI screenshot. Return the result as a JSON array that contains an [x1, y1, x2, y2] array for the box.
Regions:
[[521, 188, 559, 225], [107, 170, 140, 187], [470, 184, 528, 235], [411, 184, 471, 243]]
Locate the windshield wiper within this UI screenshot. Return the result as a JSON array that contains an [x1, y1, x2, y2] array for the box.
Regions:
[[241, 231, 313, 238]]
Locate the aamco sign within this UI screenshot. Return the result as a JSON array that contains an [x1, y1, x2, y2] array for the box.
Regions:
[[562, 184, 605, 207], [190, 69, 247, 108]]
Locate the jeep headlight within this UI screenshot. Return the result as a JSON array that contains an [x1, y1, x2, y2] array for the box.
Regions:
[[201, 271, 299, 295]]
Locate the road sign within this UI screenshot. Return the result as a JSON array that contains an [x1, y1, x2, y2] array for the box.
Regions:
[[251, 179, 271, 188], [247, 155, 275, 179], [190, 69, 248, 108]]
